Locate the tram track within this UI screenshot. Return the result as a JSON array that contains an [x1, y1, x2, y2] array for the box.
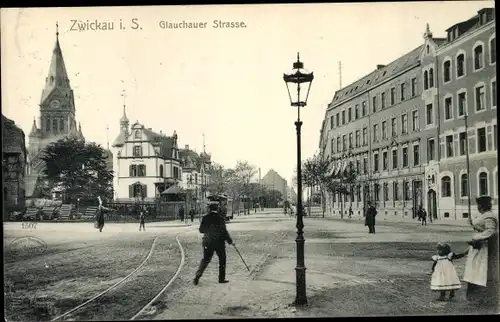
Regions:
[[46, 230, 189, 321]]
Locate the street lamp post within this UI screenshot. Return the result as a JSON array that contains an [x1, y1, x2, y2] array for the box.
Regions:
[[283, 52, 314, 307]]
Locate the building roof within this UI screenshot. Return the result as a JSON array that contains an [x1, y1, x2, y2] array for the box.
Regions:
[[442, 8, 494, 47], [329, 45, 424, 108], [112, 130, 127, 147]]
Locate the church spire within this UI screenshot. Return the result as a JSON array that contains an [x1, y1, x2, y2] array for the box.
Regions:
[[120, 89, 129, 130], [40, 22, 71, 104], [29, 117, 39, 137], [423, 23, 433, 39]]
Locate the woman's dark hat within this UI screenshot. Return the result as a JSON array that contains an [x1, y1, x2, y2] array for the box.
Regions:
[[476, 196, 492, 207], [208, 203, 219, 212]]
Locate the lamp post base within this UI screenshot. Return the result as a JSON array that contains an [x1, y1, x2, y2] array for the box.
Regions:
[[294, 266, 308, 306]]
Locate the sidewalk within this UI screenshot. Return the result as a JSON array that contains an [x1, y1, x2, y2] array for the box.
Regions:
[[307, 212, 470, 227]]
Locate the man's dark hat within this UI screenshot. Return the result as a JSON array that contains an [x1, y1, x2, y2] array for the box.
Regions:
[[476, 196, 492, 207]]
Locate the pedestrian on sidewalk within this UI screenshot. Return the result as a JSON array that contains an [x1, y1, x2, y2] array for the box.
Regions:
[[364, 201, 377, 234], [95, 196, 109, 233], [139, 211, 146, 231], [430, 242, 468, 301], [194, 203, 234, 285], [178, 205, 185, 222], [189, 207, 195, 223], [463, 196, 499, 306], [418, 206, 427, 225]]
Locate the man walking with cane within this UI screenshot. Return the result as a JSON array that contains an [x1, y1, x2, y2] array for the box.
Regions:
[[194, 203, 234, 285]]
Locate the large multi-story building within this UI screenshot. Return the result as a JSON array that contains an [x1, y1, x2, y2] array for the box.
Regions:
[[434, 8, 496, 220], [3, 115, 27, 214], [112, 108, 182, 201], [319, 8, 496, 221]]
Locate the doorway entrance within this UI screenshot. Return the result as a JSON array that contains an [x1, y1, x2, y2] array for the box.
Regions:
[[412, 180, 423, 218], [427, 189, 437, 220]]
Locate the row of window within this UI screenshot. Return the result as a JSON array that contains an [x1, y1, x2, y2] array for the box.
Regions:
[[442, 35, 496, 84], [132, 145, 180, 160], [333, 125, 497, 175], [441, 171, 494, 198], [331, 110, 421, 153], [331, 180, 415, 203], [441, 125, 497, 159], [129, 164, 181, 179], [329, 77, 419, 130], [442, 79, 497, 121], [330, 170, 494, 204], [41, 117, 72, 133], [329, 79, 497, 155]]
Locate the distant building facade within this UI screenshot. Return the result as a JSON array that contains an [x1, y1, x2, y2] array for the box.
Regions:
[[112, 112, 181, 201], [287, 186, 297, 203], [179, 144, 212, 202], [319, 8, 496, 220], [3, 115, 27, 213], [261, 169, 288, 199]]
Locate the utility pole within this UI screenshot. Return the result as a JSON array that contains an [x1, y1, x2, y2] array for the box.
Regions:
[[106, 124, 110, 150], [201, 133, 206, 214], [464, 113, 473, 225], [259, 167, 263, 211]]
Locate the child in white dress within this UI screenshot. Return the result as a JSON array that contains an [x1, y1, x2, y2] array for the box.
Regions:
[[431, 242, 468, 301]]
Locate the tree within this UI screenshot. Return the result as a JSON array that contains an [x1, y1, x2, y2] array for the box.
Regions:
[[302, 155, 331, 217], [40, 137, 114, 204], [207, 162, 230, 196], [233, 160, 257, 214]]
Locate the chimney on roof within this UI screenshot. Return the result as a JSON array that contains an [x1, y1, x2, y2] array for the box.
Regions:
[[148, 128, 152, 131], [185, 144, 189, 150], [377, 64, 385, 70]]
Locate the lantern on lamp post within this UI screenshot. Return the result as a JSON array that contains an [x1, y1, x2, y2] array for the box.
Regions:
[[283, 52, 314, 307]]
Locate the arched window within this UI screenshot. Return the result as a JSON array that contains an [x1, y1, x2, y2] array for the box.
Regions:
[[460, 174, 468, 197], [479, 172, 488, 196], [50, 76, 54, 84], [474, 44, 484, 70], [159, 165, 164, 177], [441, 176, 451, 197], [429, 68, 434, 88], [456, 53, 465, 77], [490, 36, 496, 64], [423, 70, 429, 90], [443, 60, 451, 83], [134, 130, 142, 139], [129, 165, 137, 177]]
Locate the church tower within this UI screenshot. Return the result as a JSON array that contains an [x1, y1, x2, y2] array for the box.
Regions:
[[26, 23, 84, 197]]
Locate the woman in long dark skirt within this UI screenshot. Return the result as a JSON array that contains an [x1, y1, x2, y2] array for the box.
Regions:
[[96, 196, 109, 232]]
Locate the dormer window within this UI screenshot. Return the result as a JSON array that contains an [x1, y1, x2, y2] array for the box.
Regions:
[[134, 130, 142, 139]]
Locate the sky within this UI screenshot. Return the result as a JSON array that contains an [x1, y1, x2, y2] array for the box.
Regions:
[[1, 1, 494, 185]]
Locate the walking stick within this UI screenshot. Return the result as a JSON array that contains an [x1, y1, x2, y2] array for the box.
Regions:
[[232, 244, 250, 272]]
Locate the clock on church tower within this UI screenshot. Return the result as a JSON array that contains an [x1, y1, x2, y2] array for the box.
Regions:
[[50, 100, 61, 109]]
